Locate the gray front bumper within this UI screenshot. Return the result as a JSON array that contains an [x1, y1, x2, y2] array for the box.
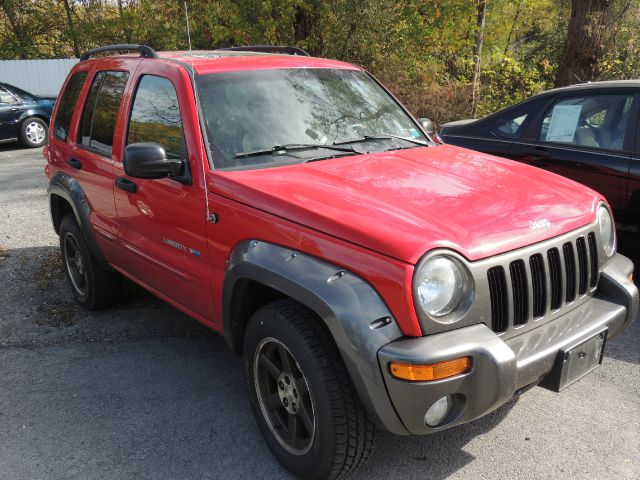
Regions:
[[376, 254, 638, 435]]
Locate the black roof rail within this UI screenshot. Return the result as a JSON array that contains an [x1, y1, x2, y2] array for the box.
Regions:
[[219, 45, 310, 57], [80, 44, 158, 61]]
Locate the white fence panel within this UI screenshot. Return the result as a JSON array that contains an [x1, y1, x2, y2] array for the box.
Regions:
[[0, 59, 79, 96]]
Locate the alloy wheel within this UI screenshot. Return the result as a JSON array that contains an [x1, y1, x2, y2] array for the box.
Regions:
[[63, 233, 88, 296], [254, 337, 316, 455], [25, 121, 46, 145]]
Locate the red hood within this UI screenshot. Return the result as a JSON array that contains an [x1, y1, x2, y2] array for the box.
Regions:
[[209, 144, 602, 264]]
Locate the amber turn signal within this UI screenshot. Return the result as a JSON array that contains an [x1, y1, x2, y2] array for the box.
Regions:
[[630, 273, 634, 282], [390, 357, 472, 382]]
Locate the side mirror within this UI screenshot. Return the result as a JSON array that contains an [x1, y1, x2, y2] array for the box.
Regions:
[[123, 143, 184, 179], [419, 118, 435, 136]]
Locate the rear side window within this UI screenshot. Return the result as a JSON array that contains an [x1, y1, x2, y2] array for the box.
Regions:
[[495, 113, 528, 137], [80, 70, 129, 156], [53, 72, 87, 141], [127, 75, 187, 159]]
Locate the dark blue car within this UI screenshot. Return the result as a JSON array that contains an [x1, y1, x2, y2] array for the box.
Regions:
[[0, 82, 56, 148]]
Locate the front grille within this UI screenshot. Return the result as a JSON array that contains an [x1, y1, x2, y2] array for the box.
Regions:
[[487, 231, 598, 333]]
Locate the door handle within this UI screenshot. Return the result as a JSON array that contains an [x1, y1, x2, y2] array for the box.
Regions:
[[115, 177, 137, 193], [67, 158, 82, 170], [10, 108, 19, 112]]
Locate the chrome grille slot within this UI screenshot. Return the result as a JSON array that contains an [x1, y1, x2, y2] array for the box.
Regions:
[[588, 232, 598, 288], [487, 266, 508, 333], [575, 237, 588, 295], [547, 248, 563, 310], [530, 253, 546, 318], [509, 260, 528, 326], [562, 242, 576, 302]]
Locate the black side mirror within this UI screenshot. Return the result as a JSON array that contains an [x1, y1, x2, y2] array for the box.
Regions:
[[123, 143, 184, 179], [419, 118, 435, 136]]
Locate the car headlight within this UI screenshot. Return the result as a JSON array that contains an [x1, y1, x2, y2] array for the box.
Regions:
[[414, 255, 472, 319], [597, 204, 615, 257]]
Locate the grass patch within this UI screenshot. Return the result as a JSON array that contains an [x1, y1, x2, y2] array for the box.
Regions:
[[36, 301, 77, 328], [35, 251, 63, 290]]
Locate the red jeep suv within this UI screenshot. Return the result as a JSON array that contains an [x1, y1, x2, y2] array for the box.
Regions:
[[44, 44, 638, 479]]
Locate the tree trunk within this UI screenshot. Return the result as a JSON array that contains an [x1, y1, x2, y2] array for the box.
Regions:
[[503, 0, 522, 56], [556, 0, 612, 87], [471, 0, 487, 117], [62, 0, 80, 57]]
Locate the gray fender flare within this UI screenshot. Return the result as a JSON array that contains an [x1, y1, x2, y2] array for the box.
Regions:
[[48, 171, 106, 264], [223, 240, 409, 434]]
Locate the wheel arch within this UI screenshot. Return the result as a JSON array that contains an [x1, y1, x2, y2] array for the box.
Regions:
[[223, 240, 409, 434], [48, 171, 107, 264], [19, 110, 51, 126]]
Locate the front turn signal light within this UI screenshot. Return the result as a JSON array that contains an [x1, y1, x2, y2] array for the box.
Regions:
[[390, 357, 472, 382], [629, 273, 634, 282]]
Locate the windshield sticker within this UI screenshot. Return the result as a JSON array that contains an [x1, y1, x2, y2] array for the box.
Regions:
[[409, 128, 421, 138], [545, 104, 582, 142]]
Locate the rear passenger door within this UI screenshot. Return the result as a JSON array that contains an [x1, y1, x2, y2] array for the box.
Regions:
[[113, 66, 214, 323], [510, 92, 635, 211], [66, 67, 133, 257]]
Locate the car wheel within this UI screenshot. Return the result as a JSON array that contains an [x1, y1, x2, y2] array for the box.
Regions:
[[19, 117, 48, 148], [243, 299, 375, 479], [59, 215, 121, 309]]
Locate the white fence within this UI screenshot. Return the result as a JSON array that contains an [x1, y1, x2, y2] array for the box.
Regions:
[[0, 59, 79, 96]]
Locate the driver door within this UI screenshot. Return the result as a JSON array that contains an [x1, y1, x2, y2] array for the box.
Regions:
[[112, 66, 215, 324]]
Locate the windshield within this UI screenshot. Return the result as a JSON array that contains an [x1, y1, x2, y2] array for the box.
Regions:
[[196, 68, 427, 169]]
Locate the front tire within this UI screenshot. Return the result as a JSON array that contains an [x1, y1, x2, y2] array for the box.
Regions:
[[243, 300, 375, 479], [59, 215, 121, 309], [19, 117, 48, 148]]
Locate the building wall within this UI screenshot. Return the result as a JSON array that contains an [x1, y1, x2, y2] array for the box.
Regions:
[[0, 59, 79, 96]]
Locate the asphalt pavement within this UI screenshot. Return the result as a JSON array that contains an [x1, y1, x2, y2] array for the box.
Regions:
[[0, 144, 638, 480]]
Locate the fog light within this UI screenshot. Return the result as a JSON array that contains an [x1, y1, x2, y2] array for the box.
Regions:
[[424, 395, 453, 427]]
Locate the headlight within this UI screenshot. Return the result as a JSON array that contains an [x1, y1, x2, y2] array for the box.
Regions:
[[414, 256, 471, 319], [597, 204, 615, 257]]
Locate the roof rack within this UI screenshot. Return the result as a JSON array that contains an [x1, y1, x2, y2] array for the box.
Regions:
[[219, 45, 310, 57], [80, 44, 158, 61]]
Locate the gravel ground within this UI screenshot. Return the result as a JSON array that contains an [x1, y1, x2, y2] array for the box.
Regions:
[[0, 144, 638, 480]]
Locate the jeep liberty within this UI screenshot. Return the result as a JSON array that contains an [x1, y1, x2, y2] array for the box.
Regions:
[[44, 44, 638, 479]]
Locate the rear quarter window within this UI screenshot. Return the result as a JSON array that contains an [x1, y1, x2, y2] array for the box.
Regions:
[[53, 72, 87, 141]]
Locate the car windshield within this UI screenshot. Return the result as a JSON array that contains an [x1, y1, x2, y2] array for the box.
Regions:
[[196, 68, 428, 169]]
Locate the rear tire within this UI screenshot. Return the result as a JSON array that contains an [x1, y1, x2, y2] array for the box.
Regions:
[[243, 299, 375, 479], [59, 215, 121, 309], [19, 117, 48, 148]]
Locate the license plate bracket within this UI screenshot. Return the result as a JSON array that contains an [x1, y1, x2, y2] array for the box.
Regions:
[[540, 328, 607, 392]]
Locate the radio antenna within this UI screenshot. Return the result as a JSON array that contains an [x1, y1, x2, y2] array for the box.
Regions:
[[184, 1, 193, 53], [183, 1, 213, 221]]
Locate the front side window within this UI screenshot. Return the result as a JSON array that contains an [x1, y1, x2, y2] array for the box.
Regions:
[[197, 68, 428, 169], [0, 87, 18, 105], [80, 70, 129, 156], [127, 75, 186, 159], [539, 94, 633, 151], [53, 72, 87, 141]]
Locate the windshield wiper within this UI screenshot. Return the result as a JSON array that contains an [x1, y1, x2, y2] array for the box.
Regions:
[[235, 143, 357, 159], [333, 134, 429, 147]]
